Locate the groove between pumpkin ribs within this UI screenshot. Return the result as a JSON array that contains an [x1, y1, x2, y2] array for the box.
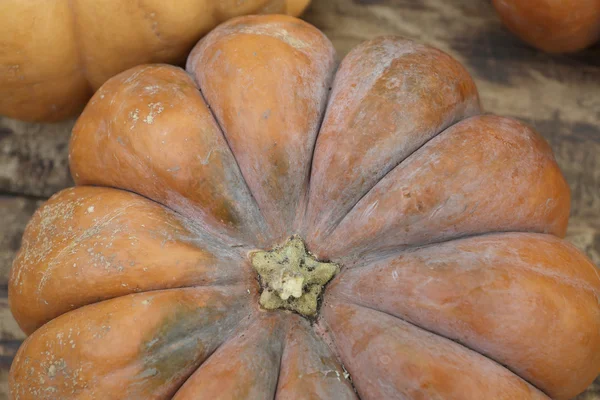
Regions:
[[345, 229, 534, 268], [321, 109, 478, 241], [272, 319, 288, 400], [193, 85, 273, 242], [166, 301, 254, 398], [171, 313, 286, 398], [66, 0, 93, 97], [311, 314, 363, 399], [300, 73, 336, 224], [330, 299, 550, 398], [30, 246, 250, 331]]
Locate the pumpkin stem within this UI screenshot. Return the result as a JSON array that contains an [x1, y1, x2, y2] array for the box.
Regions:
[[251, 236, 339, 317]]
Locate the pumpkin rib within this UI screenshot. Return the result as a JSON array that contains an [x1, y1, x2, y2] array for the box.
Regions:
[[111, 286, 255, 399], [86, 181, 254, 254], [365, 303, 552, 397], [129, 126, 270, 249], [322, 114, 558, 246], [192, 85, 275, 242], [304, 36, 481, 245], [70, 64, 272, 246], [275, 315, 358, 399], [322, 300, 551, 400], [167, 308, 257, 399], [186, 14, 337, 241], [325, 232, 600, 399], [315, 114, 570, 261], [9, 186, 254, 335], [173, 312, 286, 398], [9, 286, 254, 399], [320, 113, 460, 242]]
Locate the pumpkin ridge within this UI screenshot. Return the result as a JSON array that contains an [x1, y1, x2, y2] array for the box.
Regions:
[[304, 36, 481, 246], [187, 14, 337, 240], [71, 183, 251, 257], [322, 301, 551, 399], [134, 297, 250, 396], [338, 299, 551, 396], [324, 299, 550, 399], [69, 64, 273, 247], [34, 200, 141, 296], [9, 285, 253, 398], [275, 315, 359, 399], [317, 114, 570, 260], [324, 231, 600, 399], [322, 109, 476, 242], [9, 186, 254, 334], [134, 150, 261, 248], [173, 312, 286, 398]]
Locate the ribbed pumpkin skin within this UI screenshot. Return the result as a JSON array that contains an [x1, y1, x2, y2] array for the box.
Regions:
[[493, 0, 600, 53], [0, 0, 310, 122], [9, 15, 600, 400]]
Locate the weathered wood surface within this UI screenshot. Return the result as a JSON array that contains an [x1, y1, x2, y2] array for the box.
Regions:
[[0, 0, 598, 398], [0, 118, 74, 198]]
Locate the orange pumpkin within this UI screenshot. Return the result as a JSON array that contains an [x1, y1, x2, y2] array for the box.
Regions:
[[0, 0, 310, 122], [9, 15, 600, 399], [492, 0, 600, 53]]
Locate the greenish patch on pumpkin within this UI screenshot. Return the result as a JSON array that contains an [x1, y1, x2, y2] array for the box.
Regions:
[[215, 198, 243, 229], [137, 295, 237, 392], [251, 237, 339, 317]]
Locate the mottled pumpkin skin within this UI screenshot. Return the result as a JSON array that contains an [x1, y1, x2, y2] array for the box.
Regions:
[[493, 0, 600, 53], [9, 15, 600, 400], [0, 0, 310, 122]]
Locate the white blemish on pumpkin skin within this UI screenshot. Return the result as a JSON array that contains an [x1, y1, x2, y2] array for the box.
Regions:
[[33, 202, 137, 295], [235, 25, 309, 49], [129, 109, 140, 123], [143, 102, 164, 124], [144, 85, 159, 94], [199, 149, 214, 165], [363, 200, 379, 218]]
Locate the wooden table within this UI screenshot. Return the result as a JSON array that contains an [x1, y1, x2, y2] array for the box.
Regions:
[[0, 0, 598, 398]]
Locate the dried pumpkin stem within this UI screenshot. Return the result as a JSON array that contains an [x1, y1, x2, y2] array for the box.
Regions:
[[251, 237, 339, 317]]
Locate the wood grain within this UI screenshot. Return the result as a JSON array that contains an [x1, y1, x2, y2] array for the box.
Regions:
[[0, 197, 43, 288], [0, 117, 74, 198], [0, 0, 598, 398]]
